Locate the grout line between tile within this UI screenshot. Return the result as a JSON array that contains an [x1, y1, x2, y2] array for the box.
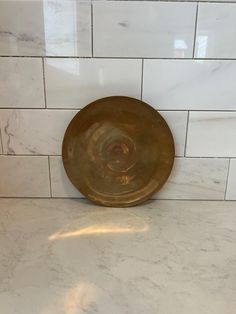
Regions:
[[0, 154, 235, 159], [151, 109, 236, 113], [0, 107, 79, 111], [2, 56, 236, 61], [0, 154, 61, 157], [184, 111, 190, 156], [91, 2, 94, 57], [91, 0, 236, 3], [224, 158, 231, 200], [141, 59, 144, 100], [0, 107, 235, 112], [0, 196, 235, 201], [0, 128, 4, 154], [176, 156, 236, 159], [47, 156, 53, 198], [192, 3, 199, 58], [42, 58, 47, 108]]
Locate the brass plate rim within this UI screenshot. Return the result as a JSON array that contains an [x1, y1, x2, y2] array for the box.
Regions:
[[62, 96, 175, 207]]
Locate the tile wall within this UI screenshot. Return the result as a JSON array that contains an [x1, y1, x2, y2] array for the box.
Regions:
[[0, 0, 235, 200]]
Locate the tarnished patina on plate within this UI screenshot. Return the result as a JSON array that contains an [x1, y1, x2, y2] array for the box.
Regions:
[[62, 96, 175, 207]]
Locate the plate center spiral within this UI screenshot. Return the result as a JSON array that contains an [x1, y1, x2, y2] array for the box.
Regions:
[[102, 136, 136, 173]]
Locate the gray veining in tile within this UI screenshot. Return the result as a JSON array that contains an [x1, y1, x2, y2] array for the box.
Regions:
[[0, 198, 235, 314], [0, 0, 91, 56], [143, 59, 236, 111], [48, 157, 229, 201], [93, 1, 196, 58], [0, 58, 44, 108], [155, 157, 228, 200], [0, 109, 77, 155]]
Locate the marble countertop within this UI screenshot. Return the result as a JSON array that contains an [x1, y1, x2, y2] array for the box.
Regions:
[[0, 198, 235, 314]]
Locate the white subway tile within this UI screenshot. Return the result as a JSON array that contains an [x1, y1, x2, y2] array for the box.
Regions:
[[51, 157, 228, 201], [143, 59, 236, 111], [93, 1, 196, 58], [0, 156, 50, 197], [226, 159, 236, 200], [155, 157, 228, 200], [0, 108, 187, 157], [50, 156, 83, 198], [0, 109, 77, 155], [159, 111, 188, 157], [186, 112, 236, 157], [195, 3, 236, 58], [0, 58, 44, 108], [0, 1, 91, 56], [45, 58, 142, 108]]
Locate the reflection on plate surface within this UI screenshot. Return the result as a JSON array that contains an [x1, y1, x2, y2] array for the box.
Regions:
[[62, 96, 175, 207]]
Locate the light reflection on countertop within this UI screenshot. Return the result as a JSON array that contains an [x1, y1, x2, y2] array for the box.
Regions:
[[0, 198, 235, 314], [49, 209, 149, 240]]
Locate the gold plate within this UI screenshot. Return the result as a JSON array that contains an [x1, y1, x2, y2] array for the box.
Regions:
[[62, 96, 175, 207]]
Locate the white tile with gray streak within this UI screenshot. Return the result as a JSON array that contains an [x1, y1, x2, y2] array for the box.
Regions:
[[0, 109, 187, 157], [155, 157, 229, 200], [143, 59, 236, 111], [93, 1, 196, 58], [0, 58, 44, 108], [0, 109, 77, 155], [0, 0, 91, 56], [48, 157, 229, 201]]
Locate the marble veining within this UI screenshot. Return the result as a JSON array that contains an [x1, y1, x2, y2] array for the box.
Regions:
[[143, 59, 236, 111], [0, 0, 235, 202], [0, 1, 91, 56], [93, 1, 196, 58], [0, 109, 187, 157], [0, 198, 235, 314], [0, 109, 77, 155], [0, 58, 45, 108], [47, 156, 229, 201], [156, 157, 229, 200]]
